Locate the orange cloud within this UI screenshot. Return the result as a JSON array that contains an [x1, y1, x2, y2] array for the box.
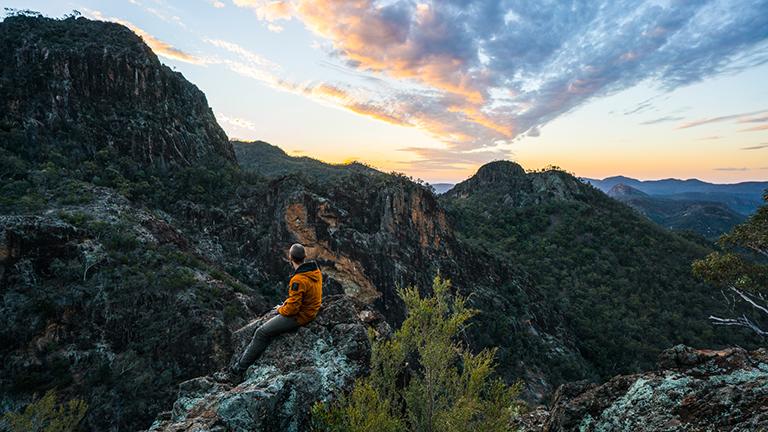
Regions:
[[233, 0, 293, 21], [293, 0, 485, 103], [83, 9, 204, 64]]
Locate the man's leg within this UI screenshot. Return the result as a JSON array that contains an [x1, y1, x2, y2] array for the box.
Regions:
[[234, 314, 299, 372]]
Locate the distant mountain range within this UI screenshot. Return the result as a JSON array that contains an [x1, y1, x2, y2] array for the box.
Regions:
[[586, 176, 768, 216], [607, 184, 746, 239], [428, 183, 455, 194], [431, 174, 766, 239]]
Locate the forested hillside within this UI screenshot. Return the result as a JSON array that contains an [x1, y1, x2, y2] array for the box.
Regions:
[[441, 161, 760, 378]]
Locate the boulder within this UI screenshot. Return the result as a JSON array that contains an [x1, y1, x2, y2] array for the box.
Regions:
[[540, 345, 768, 432], [148, 295, 371, 432]]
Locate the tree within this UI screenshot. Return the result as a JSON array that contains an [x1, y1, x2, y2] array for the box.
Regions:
[[313, 275, 520, 432], [1, 390, 87, 432], [693, 191, 768, 336]]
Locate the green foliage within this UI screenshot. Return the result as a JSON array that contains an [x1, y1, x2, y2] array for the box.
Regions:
[[1, 390, 87, 432], [693, 191, 768, 294], [692, 192, 768, 335], [441, 172, 760, 380], [314, 275, 520, 432]]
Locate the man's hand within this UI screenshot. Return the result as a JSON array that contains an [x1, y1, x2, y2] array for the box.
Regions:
[[273, 304, 282, 314]]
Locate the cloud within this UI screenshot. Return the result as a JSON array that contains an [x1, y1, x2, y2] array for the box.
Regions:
[[678, 109, 768, 129], [713, 167, 750, 171], [83, 9, 203, 64], [640, 115, 685, 125], [741, 143, 768, 150], [233, 0, 293, 21], [740, 124, 768, 132], [738, 114, 768, 123], [231, 0, 768, 166], [216, 113, 257, 130], [208, 0, 226, 8], [698, 135, 721, 140], [205, 38, 278, 68]]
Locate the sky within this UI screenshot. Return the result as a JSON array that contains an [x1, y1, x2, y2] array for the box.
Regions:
[[5, 0, 768, 183]]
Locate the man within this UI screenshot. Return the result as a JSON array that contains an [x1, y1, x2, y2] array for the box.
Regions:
[[231, 243, 323, 374]]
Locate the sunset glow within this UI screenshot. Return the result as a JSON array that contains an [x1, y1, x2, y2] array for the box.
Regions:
[[11, 0, 768, 183]]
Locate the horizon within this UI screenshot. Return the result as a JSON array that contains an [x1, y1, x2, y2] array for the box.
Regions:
[[237, 139, 768, 185], [6, 1, 768, 184]]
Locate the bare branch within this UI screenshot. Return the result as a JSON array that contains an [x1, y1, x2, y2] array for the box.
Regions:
[[709, 315, 767, 337], [729, 286, 768, 315]]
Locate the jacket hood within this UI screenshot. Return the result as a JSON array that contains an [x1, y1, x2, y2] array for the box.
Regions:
[[294, 261, 321, 281]]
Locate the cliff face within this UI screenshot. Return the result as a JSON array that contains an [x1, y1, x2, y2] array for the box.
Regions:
[[0, 15, 234, 168], [178, 169, 586, 401], [445, 161, 585, 206]]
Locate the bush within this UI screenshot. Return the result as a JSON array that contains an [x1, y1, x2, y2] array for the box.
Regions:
[[313, 275, 521, 432], [1, 390, 87, 432]]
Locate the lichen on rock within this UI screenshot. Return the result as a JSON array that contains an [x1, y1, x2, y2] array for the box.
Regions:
[[538, 345, 768, 432], [148, 295, 371, 432]]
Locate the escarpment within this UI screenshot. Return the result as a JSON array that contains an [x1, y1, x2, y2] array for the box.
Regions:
[[0, 15, 234, 168]]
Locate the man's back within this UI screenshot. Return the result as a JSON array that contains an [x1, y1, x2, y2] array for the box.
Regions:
[[278, 261, 322, 325]]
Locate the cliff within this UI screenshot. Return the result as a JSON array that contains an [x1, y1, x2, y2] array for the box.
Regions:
[[0, 15, 234, 168]]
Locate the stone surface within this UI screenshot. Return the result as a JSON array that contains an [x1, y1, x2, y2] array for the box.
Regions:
[[148, 295, 370, 432], [536, 345, 768, 432]]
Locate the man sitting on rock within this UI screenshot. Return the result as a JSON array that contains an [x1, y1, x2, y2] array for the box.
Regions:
[[231, 243, 323, 374]]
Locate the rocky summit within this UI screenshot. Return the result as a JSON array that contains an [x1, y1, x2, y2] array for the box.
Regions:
[[0, 15, 234, 168], [516, 345, 768, 431], [148, 295, 372, 432]]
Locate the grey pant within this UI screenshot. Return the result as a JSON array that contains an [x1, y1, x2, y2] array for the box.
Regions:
[[235, 313, 299, 372]]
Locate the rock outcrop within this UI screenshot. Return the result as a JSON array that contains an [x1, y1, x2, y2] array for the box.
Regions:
[[0, 14, 234, 168], [536, 345, 768, 431], [444, 161, 585, 206], [148, 295, 371, 432]]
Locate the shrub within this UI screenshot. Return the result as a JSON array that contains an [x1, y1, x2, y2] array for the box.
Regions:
[[1, 390, 87, 432], [313, 275, 520, 432]]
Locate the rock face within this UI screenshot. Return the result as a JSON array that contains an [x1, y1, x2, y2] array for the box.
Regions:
[[220, 169, 587, 402], [148, 295, 371, 432], [607, 183, 648, 198], [540, 345, 768, 431], [0, 15, 234, 167], [445, 161, 585, 206]]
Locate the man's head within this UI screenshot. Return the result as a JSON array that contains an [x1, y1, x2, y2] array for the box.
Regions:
[[289, 243, 306, 268]]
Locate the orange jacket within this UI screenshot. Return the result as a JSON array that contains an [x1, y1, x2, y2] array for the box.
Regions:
[[278, 261, 322, 325]]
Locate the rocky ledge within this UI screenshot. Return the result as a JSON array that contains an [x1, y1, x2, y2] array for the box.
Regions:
[[529, 345, 768, 431], [148, 295, 371, 432]]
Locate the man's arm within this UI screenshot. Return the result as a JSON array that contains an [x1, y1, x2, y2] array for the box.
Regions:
[[277, 281, 303, 317]]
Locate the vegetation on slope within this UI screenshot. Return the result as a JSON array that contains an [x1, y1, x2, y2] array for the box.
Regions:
[[693, 191, 768, 336], [314, 275, 521, 432], [441, 162, 760, 379]]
